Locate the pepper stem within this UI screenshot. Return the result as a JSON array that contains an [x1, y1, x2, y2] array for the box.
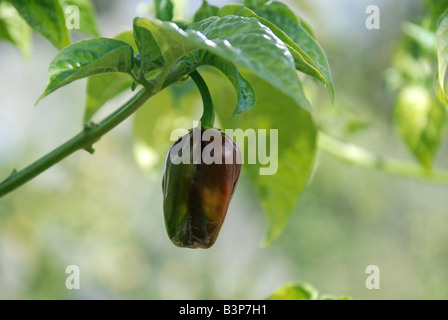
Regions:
[[191, 70, 215, 128]]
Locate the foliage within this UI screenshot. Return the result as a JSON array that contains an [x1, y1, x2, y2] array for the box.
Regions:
[[387, 4, 448, 170], [0, 0, 336, 246], [1, 0, 448, 300], [2, 0, 448, 244]]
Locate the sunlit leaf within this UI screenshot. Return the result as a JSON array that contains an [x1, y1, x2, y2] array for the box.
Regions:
[[136, 16, 311, 111], [38, 38, 135, 103], [188, 16, 311, 111], [259, 0, 298, 23], [246, 0, 317, 37], [134, 18, 198, 90], [218, 5, 334, 103], [133, 17, 163, 76], [255, 2, 335, 103]]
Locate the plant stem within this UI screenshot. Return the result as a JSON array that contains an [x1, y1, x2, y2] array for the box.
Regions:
[[0, 89, 152, 198], [191, 70, 215, 128], [318, 132, 448, 186]]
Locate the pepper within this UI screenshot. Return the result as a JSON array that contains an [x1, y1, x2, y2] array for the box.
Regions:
[[162, 127, 242, 249]]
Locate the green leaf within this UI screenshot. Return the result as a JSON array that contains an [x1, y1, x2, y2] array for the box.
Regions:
[[134, 18, 198, 91], [84, 31, 138, 122], [259, 0, 298, 23], [437, 8, 448, 101], [38, 38, 135, 103], [299, 17, 317, 39], [268, 283, 319, 300], [243, 0, 269, 10], [218, 5, 334, 104], [207, 71, 317, 245], [255, 3, 335, 103], [193, 0, 219, 22], [59, 0, 100, 37], [0, 1, 31, 58], [244, 0, 317, 37], [11, 0, 70, 49], [133, 84, 199, 177], [188, 16, 312, 111], [133, 17, 163, 76], [261, 1, 316, 38], [395, 85, 447, 170], [154, 0, 173, 21], [201, 54, 256, 115], [136, 16, 311, 111]]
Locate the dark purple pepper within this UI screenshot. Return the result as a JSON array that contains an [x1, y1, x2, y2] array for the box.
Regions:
[[162, 128, 241, 248]]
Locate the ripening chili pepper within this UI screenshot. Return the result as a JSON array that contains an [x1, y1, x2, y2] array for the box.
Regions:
[[162, 127, 241, 249]]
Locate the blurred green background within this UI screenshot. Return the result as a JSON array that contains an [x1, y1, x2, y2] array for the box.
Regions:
[[1, 0, 448, 299]]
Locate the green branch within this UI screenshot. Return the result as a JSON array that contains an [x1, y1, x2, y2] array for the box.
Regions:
[[191, 70, 215, 128], [0, 67, 196, 198], [318, 132, 448, 186], [3, 73, 448, 198], [0, 89, 152, 198]]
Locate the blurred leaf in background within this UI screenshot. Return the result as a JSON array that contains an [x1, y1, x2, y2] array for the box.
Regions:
[[386, 3, 448, 170], [10, 0, 70, 49], [2, 0, 99, 53], [395, 84, 447, 170], [0, 1, 31, 58]]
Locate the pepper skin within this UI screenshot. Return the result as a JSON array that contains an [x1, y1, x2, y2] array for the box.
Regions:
[[162, 128, 241, 249]]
